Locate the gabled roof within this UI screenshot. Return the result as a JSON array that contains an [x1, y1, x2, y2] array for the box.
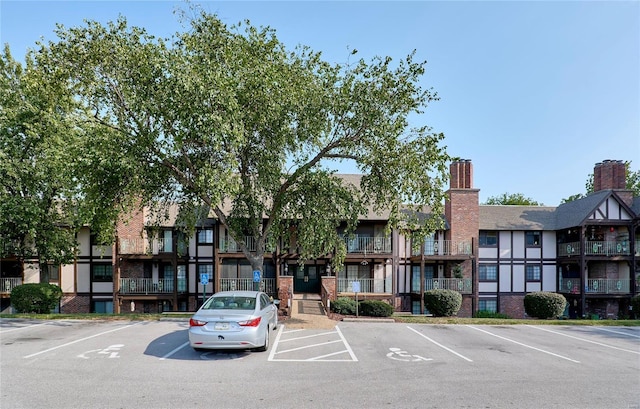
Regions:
[[553, 190, 612, 230], [479, 206, 557, 230]]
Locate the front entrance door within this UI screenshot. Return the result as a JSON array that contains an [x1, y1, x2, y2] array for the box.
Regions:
[[294, 265, 320, 293]]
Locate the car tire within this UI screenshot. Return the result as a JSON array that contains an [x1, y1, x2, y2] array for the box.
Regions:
[[256, 328, 269, 352]]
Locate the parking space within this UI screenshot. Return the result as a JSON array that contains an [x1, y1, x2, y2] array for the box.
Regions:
[[269, 325, 358, 362], [1, 320, 639, 408]]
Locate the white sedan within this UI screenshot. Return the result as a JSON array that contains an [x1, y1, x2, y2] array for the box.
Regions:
[[188, 290, 278, 352]]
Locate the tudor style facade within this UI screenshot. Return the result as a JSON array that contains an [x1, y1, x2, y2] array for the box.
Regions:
[[2, 159, 639, 318]]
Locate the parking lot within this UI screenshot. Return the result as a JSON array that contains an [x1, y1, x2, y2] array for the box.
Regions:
[[1, 319, 639, 408]]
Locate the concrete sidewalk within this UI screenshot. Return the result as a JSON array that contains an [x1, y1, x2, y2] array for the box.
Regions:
[[281, 294, 337, 329]]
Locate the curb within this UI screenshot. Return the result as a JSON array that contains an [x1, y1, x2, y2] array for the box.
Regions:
[[341, 317, 395, 323]]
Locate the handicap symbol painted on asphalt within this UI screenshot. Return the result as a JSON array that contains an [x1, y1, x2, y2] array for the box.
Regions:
[[78, 344, 124, 359], [386, 347, 432, 362]]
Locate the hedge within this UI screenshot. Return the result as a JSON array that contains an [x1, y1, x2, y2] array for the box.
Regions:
[[359, 300, 394, 317], [423, 289, 462, 317], [523, 291, 567, 319], [10, 283, 63, 313]]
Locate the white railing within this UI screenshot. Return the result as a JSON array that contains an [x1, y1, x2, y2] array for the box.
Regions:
[[219, 278, 276, 294], [119, 278, 185, 294], [342, 236, 392, 254], [411, 240, 473, 256], [586, 278, 630, 294], [558, 276, 631, 294], [218, 237, 276, 253], [424, 278, 472, 294], [0, 277, 23, 293], [585, 241, 630, 256], [337, 278, 392, 293], [558, 242, 580, 257]]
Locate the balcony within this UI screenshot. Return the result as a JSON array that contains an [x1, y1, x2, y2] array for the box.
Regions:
[[0, 277, 23, 294], [558, 277, 631, 294], [119, 278, 185, 294], [424, 278, 472, 294], [558, 241, 631, 257], [119, 238, 186, 255], [411, 240, 473, 257], [343, 236, 392, 254], [218, 237, 276, 253], [337, 278, 392, 294], [219, 278, 276, 295]]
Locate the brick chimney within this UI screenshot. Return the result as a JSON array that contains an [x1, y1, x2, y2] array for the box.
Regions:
[[593, 160, 633, 206], [445, 159, 479, 245]]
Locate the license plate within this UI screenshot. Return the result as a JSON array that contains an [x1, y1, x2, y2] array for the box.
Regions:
[[214, 322, 229, 330]]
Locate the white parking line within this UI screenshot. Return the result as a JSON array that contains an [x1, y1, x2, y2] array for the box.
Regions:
[[23, 322, 142, 359], [268, 325, 357, 362], [527, 325, 640, 354], [594, 327, 640, 339], [160, 341, 190, 360], [407, 326, 473, 362], [0, 322, 48, 333], [467, 325, 580, 363]]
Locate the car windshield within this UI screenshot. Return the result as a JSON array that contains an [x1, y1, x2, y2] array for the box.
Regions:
[[204, 296, 256, 310]]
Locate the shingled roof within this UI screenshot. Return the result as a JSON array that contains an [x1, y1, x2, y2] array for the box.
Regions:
[[479, 205, 557, 230]]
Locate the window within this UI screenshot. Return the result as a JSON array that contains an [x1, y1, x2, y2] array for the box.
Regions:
[[479, 264, 497, 281], [197, 229, 213, 244], [526, 231, 541, 246], [479, 231, 497, 246], [92, 264, 113, 281], [93, 301, 113, 313], [198, 264, 213, 278], [526, 265, 541, 281], [478, 299, 497, 313]]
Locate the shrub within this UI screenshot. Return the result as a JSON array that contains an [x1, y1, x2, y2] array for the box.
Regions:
[[474, 310, 510, 319], [359, 300, 394, 317], [631, 295, 640, 319], [330, 297, 357, 315], [11, 283, 63, 313], [423, 289, 462, 317], [523, 292, 567, 319]]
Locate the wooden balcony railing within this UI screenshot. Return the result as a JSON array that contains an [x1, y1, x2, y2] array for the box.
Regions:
[[118, 238, 187, 255], [0, 277, 23, 294]]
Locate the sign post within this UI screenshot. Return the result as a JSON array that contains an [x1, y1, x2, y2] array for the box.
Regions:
[[253, 270, 261, 291], [352, 281, 361, 317], [200, 273, 209, 306]]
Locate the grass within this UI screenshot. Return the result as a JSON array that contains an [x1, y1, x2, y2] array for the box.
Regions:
[[392, 315, 640, 326], [1, 313, 639, 326]]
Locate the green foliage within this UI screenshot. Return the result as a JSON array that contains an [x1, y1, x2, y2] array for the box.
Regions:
[[523, 292, 567, 319], [10, 283, 63, 313], [423, 289, 462, 317], [0, 45, 83, 264], [359, 300, 394, 317], [561, 161, 639, 203], [483, 192, 541, 206], [36, 7, 451, 273], [631, 295, 640, 319], [474, 310, 510, 319], [330, 297, 358, 315]]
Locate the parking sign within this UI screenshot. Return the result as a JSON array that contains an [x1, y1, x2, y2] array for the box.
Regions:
[[200, 273, 209, 286]]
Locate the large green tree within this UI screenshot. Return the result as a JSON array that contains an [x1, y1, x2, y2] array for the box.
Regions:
[[561, 161, 639, 203], [37, 10, 451, 273], [483, 192, 542, 206], [0, 45, 83, 271]]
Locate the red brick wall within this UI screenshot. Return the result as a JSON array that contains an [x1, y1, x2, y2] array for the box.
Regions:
[[60, 295, 90, 313], [278, 276, 293, 313], [500, 295, 526, 318], [458, 295, 473, 317], [593, 160, 626, 191], [116, 205, 145, 240]]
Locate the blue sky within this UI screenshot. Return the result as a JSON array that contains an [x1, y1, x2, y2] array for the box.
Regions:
[[2, 0, 639, 206]]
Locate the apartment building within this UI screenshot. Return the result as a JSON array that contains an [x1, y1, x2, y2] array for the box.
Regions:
[[1, 159, 638, 318]]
